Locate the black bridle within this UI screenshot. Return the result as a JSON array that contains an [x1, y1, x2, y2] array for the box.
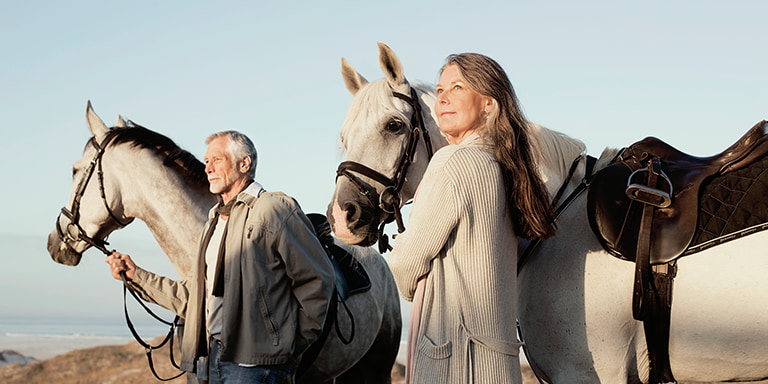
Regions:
[[335, 86, 434, 253], [55, 132, 183, 382], [56, 134, 133, 255]]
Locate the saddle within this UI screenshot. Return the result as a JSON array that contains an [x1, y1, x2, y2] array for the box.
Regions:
[[297, 213, 372, 379], [587, 120, 768, 384], [307, 213, 371, 299], [588, 120, 768, 264]]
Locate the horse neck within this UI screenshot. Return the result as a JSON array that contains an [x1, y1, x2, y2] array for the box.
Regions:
[[527, 123, 589, 201], [110, 147, 215, 278]]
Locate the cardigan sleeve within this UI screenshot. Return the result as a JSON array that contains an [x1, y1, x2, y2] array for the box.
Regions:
[[388, 148, 463, 301]]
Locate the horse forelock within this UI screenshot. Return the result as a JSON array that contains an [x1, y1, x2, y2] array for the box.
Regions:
[[340, 80, 407, 149], [100, 124, 208, 191], [340, 80, 438, 149]]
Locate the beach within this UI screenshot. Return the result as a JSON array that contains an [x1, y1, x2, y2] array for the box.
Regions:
[[0, 314, 172, 361], [1, 333, 136, 361]]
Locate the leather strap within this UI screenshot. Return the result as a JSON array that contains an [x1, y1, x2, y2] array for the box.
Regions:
[[631, 157, 676, 384]]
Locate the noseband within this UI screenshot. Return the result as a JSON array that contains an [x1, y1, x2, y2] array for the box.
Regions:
[[335, 87, 434, 252], [56, 133, 134, 256]]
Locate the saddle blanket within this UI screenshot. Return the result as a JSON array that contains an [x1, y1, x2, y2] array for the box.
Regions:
[[690, 153, 768, 251]]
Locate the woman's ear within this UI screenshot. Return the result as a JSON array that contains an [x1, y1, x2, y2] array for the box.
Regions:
[[484, 97, 496, 114]]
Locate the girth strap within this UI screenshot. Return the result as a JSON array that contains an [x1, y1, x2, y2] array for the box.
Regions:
[[632, 157, 676, 384]]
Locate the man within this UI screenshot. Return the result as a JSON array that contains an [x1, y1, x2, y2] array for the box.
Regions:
[[106, 131, 335, 384]]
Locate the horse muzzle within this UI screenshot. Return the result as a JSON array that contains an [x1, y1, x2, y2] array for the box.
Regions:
[[47, 229, 83, 266], [327, 197, 381, 247]]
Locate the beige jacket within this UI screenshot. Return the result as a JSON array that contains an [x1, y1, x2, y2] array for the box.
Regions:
[[128, 184, 335, 379]]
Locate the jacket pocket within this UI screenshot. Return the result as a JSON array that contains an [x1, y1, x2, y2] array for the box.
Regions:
[[258, 287, 280, 346], [413, 335, 452, 381]]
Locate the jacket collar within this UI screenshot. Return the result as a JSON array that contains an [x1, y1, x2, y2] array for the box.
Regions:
[[208, 181, 264, 219]]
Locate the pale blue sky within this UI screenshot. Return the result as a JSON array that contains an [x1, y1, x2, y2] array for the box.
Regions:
[[1, 1, 766, 326]]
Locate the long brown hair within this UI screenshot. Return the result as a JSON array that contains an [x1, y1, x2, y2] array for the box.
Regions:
[[441, 53, 556, 239]]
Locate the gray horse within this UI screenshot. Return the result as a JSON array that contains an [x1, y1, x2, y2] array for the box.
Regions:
[[47, 102, 401, 383], [327, 42, 768, 383]]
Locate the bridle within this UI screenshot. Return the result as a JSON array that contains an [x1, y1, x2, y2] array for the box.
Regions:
[[335, 86, 434, 253], [56, 133, 133, 256], [55, 131, 183, 381]]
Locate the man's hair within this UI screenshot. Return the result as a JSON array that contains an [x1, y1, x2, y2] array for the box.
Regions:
[[206, 131, 258, 179]]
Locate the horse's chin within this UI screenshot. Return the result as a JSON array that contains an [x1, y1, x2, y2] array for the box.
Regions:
[[330, 218, 373, 246], [328, 201, 379, 247], [46, 232, 82, 266]]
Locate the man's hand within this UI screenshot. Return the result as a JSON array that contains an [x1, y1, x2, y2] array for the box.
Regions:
[[105, 251, 137, 281]]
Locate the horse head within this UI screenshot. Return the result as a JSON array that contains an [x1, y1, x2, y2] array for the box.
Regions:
[[327, 42, 447, 249], [47, 102, 134, 266]]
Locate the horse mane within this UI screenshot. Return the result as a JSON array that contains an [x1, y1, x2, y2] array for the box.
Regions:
[[94, 122, 209, 191], [527, 123, 587, 195]]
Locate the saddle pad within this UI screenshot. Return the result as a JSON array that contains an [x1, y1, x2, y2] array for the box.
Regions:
[[690, 154, 768, 248]]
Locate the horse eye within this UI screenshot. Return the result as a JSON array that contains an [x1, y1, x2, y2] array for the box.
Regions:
[[385, 120, 404, 133]]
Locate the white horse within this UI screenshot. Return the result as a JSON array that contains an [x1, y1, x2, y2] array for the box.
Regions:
[[326, 42, 768, 383], [47, 103, 401, 384]]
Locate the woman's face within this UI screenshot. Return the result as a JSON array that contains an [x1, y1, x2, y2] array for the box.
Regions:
[[435, 64, 491, 144]]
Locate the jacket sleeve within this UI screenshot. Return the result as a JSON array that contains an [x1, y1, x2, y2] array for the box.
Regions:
[[277, 208, 335, 355], [128, 267, 191, 318]]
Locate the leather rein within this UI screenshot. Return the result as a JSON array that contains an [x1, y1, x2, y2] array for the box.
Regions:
[[335, 86, 434, 253], [516, 152, 597, 384], [56, 133, 183, 381], [517, 153, 597, 272]]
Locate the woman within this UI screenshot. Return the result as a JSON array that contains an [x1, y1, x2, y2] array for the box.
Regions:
[[389, 53, 555, 384]]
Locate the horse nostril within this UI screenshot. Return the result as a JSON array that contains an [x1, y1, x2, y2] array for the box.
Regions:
[[343, 201, 362, 224], [343, 201, 376, 231]]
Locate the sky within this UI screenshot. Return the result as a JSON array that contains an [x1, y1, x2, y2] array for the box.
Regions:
[[1, 0, 766, 333]]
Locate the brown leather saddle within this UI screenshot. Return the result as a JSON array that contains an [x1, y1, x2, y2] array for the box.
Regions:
[[586, 120, 768, 384], [588, 120, 768, 265]]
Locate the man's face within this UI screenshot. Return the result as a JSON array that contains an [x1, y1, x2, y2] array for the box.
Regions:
[[204, 136, 246, 197]]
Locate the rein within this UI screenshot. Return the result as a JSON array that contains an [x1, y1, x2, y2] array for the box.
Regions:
[[335, 86, 434, 253], [516, 153, 597, 384], [56, 133, 183, 382], [517, 154, 597, 272]]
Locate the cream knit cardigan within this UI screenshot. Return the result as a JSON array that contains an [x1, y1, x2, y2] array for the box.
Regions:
[[389, 139, 523, 384]]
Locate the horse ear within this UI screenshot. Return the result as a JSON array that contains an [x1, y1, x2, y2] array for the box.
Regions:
[[86, 101, 109, 141], [377, 42, 406, 87], [341, 57, 368, 96], [115, 115, 127, 128]]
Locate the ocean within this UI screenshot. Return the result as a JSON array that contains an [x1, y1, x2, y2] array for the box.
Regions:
[[0, 231, 182, 361], [0, 315, 173, 360]]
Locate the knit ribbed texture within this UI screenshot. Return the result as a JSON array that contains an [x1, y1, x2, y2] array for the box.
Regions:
[[390, 139, 523, 384]]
